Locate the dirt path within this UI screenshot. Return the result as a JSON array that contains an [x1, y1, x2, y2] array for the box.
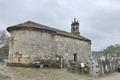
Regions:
[[99, 72, 120, 80]]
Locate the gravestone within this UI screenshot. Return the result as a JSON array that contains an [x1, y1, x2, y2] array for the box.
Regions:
[[91, 60, 100, 79]]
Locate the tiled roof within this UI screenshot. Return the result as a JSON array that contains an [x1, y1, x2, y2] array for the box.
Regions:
[[7, 21, 91, 42]]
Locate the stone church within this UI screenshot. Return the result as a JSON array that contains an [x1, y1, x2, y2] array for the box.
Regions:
[[7, 18, 91, 65]]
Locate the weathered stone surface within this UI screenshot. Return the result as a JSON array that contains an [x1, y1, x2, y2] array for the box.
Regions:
[[54, 35, 91, 62], [9, 30, 54, 63], [8, 29, 90, 64], [7, 21, 91, 64]]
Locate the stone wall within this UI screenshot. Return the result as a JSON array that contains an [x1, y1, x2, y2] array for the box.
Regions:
[[54, 35, 91, 63], [9, 30, 54, 63], [8, 29, 91, 64]]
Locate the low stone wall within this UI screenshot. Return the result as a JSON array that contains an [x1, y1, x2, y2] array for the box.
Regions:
[[7, 58, 65, 68]]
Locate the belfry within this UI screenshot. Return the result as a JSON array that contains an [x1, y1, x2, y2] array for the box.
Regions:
[[71, 18, 80, 35]]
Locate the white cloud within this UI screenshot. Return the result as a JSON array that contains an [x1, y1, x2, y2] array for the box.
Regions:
[[0, 0, 120, 51]]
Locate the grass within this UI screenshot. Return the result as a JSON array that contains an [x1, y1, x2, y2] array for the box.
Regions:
[[6, 66, 91, 80], [1, 64, 119, 80], [0, 62, 92, 80], [0, 51, 8, 56]]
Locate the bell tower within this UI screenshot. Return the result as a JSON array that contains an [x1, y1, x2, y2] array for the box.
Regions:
[[71, 18, 80, 35]]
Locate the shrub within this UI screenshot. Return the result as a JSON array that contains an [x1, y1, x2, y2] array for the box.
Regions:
[[68, 61, 90, 74], [7, 62, 41, 67]]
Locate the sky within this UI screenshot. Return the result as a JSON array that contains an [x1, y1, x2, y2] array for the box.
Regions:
[[0, 0, 120, 51]]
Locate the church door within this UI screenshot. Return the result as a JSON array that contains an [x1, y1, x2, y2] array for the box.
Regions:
[[73, 53, 77, 62]]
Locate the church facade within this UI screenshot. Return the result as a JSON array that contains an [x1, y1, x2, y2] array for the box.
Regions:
[[7, 18, 91, 64]]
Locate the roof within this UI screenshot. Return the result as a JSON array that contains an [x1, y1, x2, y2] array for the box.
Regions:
[[7, 21, 91, 42]]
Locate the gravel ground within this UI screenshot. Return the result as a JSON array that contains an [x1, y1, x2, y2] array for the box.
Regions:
[[99, 72, 120, 80]]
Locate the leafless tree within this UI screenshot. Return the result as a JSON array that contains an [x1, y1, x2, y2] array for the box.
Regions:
[[0, 30, 9, 48]]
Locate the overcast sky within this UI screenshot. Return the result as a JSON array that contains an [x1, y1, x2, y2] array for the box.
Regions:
[[0, 0, 120, 51]]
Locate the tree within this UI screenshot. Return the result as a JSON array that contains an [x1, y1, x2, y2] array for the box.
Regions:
[[104, 44, 120, 57], [0, 30, 9, 56], [0, 30, 9, 48]]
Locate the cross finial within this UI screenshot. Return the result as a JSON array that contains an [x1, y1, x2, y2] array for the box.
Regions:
[[73, 18, 77, 22], [72, 18, 77, 23], [74, 18, 76, 20]]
